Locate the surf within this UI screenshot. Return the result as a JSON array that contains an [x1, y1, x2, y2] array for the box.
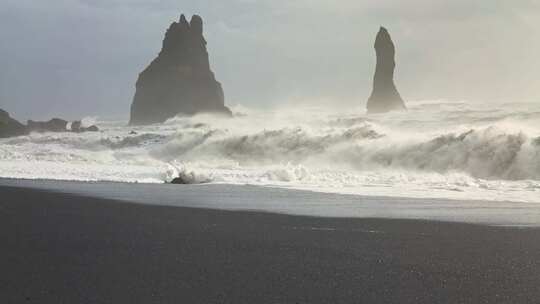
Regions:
[[0, 100, 539, 203]]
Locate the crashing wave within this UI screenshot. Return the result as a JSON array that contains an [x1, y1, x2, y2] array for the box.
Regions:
[[0, 101, 539, 202], [346, 127, 539, 180]]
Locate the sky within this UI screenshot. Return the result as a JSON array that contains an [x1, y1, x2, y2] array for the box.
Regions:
[[1, 0, 540, 120]]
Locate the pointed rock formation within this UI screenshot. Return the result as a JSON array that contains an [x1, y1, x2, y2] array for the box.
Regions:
[[0, 109, 28, 138], [366, 27, 406, 114], [129, 14, 231, 125]]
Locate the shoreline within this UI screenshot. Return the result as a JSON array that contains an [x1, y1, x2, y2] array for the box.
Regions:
[[1, 175, 537, 202], [1, 184, 539, 303], [2, 177, 540, 226], [1, 172, 539, 205]]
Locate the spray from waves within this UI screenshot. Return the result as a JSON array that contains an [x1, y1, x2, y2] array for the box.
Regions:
[[147, 120, 540, 181], [343, 127, 540, 180], [0, 101, 539, 202]]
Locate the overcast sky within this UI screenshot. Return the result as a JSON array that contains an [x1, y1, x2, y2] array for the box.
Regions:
[[1, 0, 539, 120]]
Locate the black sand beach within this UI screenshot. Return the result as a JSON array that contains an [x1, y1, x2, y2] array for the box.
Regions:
[[1, 185, 540, 304]]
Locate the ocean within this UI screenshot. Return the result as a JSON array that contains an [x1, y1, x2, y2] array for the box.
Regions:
[[1, 100, 539, 204]]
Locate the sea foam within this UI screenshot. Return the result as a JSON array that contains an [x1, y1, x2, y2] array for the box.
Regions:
[[1, 100, 539, 203]]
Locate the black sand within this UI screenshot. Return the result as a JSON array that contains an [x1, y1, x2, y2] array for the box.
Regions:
[[1, 185, 539, 303]]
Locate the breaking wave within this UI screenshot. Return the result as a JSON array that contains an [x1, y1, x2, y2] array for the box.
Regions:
[[1, 100, 539, 202]]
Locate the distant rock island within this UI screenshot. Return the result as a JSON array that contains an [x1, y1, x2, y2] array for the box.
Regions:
[[366, 27, 406, 114], [0, 109, 99, 138], [28, 118, 99, 133], [129, 14, 231, 125]]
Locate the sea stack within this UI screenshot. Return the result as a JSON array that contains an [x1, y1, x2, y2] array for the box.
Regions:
[[129, 14, 231, 125], [366, 27, 406, 114]]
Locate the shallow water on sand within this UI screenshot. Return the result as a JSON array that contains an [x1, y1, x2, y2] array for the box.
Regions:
[[2, 179, 540, 226]]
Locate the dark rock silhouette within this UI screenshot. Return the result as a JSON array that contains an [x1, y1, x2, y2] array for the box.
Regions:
[[170, 172, 201, 185], [71, 121, 82, 132], [70, 121, 99, 133], [170, 176, 190, 185], [27, 119, 68, 132], [366, 27, 406, 114], [83, 125, 99, 132], [0, 110, 99, 138], [0, 109, 28, 138], [26, 118, 99, 134], [130, 14, 231, 125]]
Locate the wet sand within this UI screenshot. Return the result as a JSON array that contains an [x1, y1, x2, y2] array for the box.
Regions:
[[1, 185, 539, 303]]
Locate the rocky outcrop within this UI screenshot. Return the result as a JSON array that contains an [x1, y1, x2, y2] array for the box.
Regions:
[[130, 14, 231, 125], [366, 27, 406, 114], [0, 109, 28, 138], [85, 125, 99, 132], [0, 109, 99, 138], [27, 119, 99, 133], [27, 118, 68, 132], [70, 121, 99, 133]]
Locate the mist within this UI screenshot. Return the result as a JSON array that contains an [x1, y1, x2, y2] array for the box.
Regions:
[[1, 0, 540, 120]]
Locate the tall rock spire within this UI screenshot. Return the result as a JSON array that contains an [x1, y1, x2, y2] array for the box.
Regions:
[[130, 14, 231, 125], [366, 27, 406, 114]]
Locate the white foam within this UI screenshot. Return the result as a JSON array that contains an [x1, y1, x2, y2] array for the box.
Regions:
[[1, 100, 539, 203]]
